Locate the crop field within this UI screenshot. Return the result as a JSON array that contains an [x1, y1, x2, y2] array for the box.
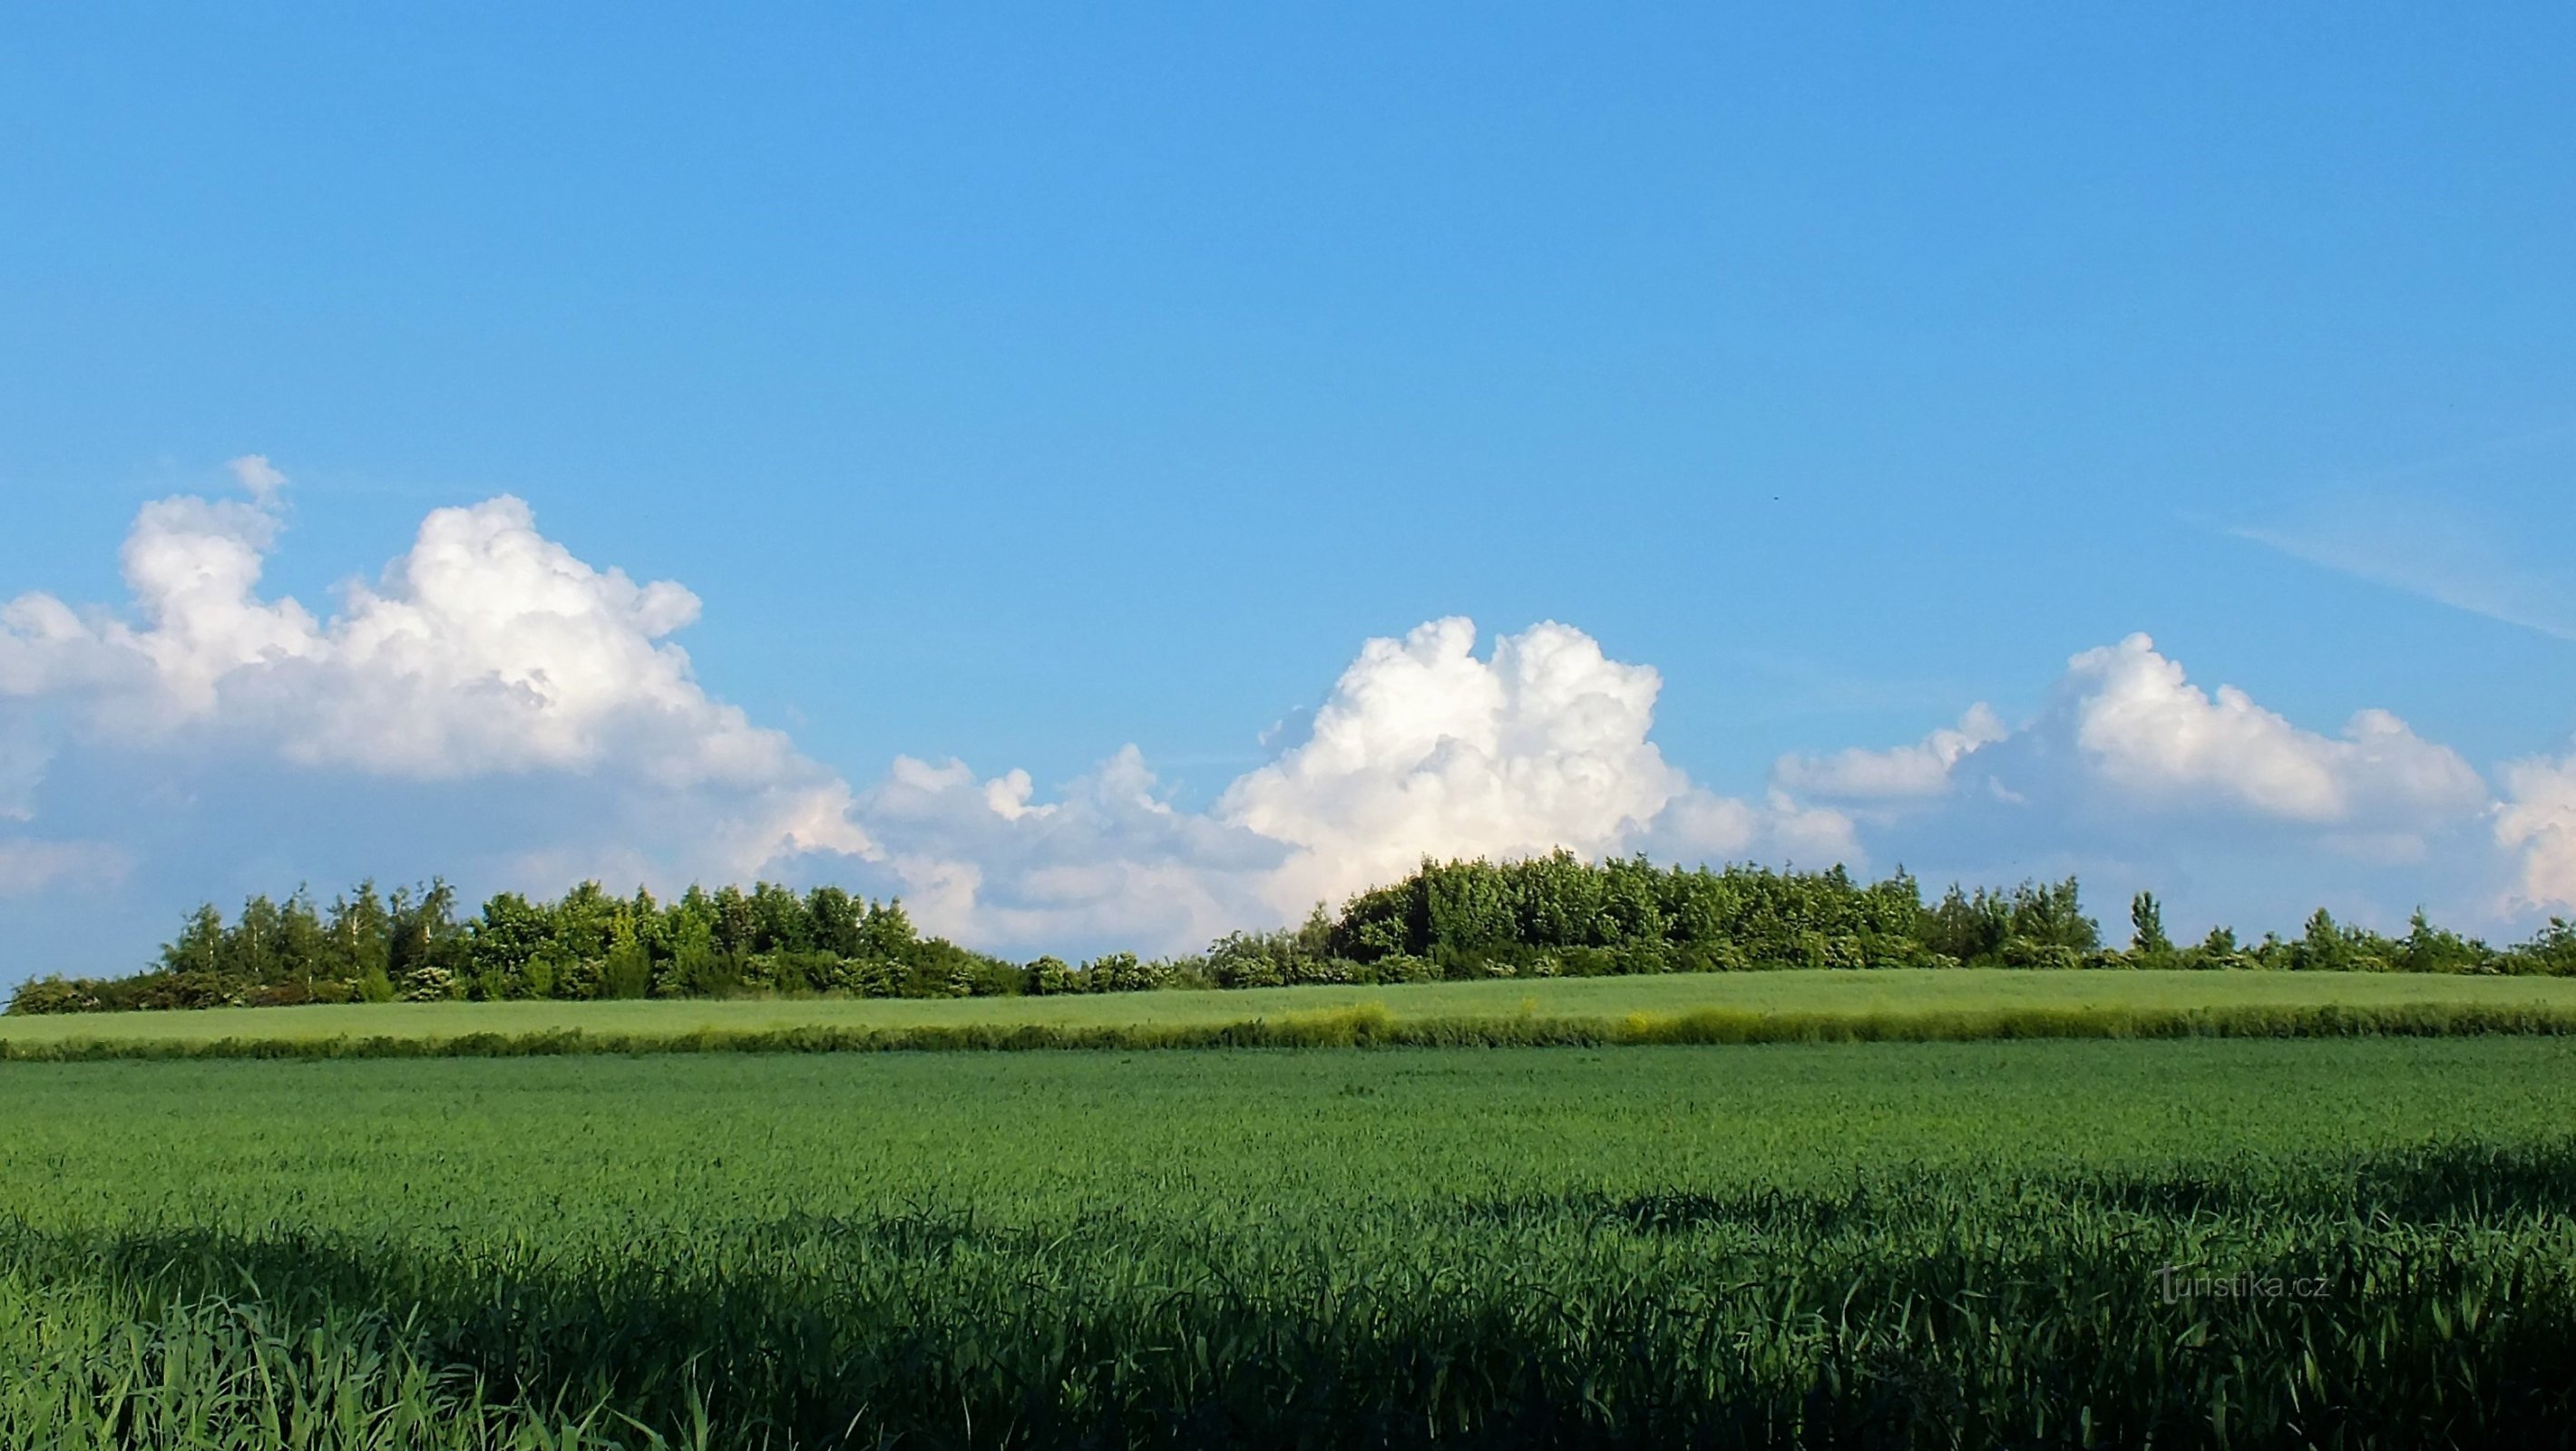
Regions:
[[11, 968, 2576, 1058], [3, 1037, 2575, 1446]]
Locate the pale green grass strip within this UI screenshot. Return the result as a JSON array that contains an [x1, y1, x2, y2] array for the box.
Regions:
[[7, 998, 2576, 1061], [13, 967, 2576, 1046]]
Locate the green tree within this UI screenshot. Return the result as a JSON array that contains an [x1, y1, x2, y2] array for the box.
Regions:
[[390, 881, 466, 1001], [658, 913, 729, 998], [159, 903, 227, 980], [600, 918, 654, 999], [2129, 891, 2174, 967], [224, 894, 285, 988], [2187, 924, 2243, 971], [2508, 918, 2576, 976], [806, 885, 864, 958], [327, 882, 394, 998], [2396, 910, 2489, 975]]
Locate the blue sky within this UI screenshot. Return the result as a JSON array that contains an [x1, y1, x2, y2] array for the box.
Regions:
[[5, 5, 2575, 978]]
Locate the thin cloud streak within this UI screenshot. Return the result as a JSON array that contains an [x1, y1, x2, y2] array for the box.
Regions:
[[2230, 511, 2576, 644]]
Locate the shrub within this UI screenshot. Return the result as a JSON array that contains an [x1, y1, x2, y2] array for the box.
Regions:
[[1025, 956, 1081, 996]]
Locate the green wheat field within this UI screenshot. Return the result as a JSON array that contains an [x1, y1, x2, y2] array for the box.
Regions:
[[4, 981, 2576, 1446]]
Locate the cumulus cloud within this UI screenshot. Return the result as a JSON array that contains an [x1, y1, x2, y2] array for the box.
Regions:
[[2056, 635, 2487, 827], [1776, 704, 2007, 801], [0, 460, 871, 890], [1775, 635, 2486, 846], [840, 614, 2494, 951], [847, 747, 1288, 950], [1, 471, 1841, 961], [229, 453, 289, 506], [847, 618, 1845, 950], [1217, 618, 1700, 912], [1751, 631, 2520, 940], [2497, 755, 2576, 912], [16, 461, 2542, 973]]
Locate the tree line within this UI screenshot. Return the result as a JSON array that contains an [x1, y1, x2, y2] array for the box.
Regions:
[[12, 853, 2576, 1014], [1322, 854, 2576, 978]]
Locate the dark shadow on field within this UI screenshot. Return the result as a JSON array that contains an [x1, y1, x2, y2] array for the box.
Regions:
[[10, 1142, 2576, 1448], [1489, 1137, 2576, 1238]]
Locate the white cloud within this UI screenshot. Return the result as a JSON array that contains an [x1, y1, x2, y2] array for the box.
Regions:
[[1782, 635, 2486, 843], [15, 463, 2542, 970], [1630, 785, 1862, 867], [1757, 632, 2517, 940], [1, 463, 871, 887], [1217, 618, 1696, 913], [228, 453, 289, 507], [841, 618, 1847, 952], [15, 470, 1839, 960], [2497, 755, 2576, 912], [2058, 634, 2486, 827], [1775, 704, 2006, 800], [850, 746, 1287, 951]]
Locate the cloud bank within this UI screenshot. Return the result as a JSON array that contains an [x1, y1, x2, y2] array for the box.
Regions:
[[3, 462, 2568, 978], [1759, 633, 2533, 933], [1, 461, 869, 895], [0, 463, 1836, 962], [1776, 633, 2485, 835]]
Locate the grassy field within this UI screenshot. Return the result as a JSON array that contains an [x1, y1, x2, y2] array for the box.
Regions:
[[3, 1037, 2574, 1445], [10, 966, 2576, 1050]]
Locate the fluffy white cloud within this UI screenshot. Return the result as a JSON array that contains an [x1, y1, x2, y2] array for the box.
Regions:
[[845, 619, 1845, 951], [2058, 635, 2486, 827], [1774, 635, 2486, 843], [1775, 704, 2006, 801], [849, 747, 1287, 950], [10, 469, 1844, 963], [229, 453, 288, 505], [1749, 632, 2519, 940], [2497, 755, 2576, 911], [17, 463, 2542, 972], [1, 461, 871, 885], [8, 467, 1847, 961], [1217, 618, 1697, 912]]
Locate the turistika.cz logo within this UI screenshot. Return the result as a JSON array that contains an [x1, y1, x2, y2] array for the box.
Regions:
[[2156, 1265, 2336, 1304]]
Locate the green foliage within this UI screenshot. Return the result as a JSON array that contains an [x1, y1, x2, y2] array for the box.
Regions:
[[1024, 955, 1081, 996], [598, 920, 653, 1000], [1337, 853, 1938, 976], [653, 911, 721, 998], [2397, 908, 2495, 974], [1204, 906, 1358, 988], [15, 876, 1023, 1015], [19, 855, 2576, 1019], [2521, 919, 2576, 976], [2129, 891, 2174, 967]]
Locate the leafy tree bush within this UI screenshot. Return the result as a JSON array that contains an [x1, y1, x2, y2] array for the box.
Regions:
[[1024, 956, 1081, 996]]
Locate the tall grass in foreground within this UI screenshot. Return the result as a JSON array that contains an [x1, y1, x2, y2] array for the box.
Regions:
[[9, 998, 2576, 1062], [5, 1140, 2574, 1447]]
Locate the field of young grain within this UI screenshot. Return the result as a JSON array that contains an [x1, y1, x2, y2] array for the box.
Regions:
[[11, 968, 2576, 1059], [4, 1037, 2574, 1446]]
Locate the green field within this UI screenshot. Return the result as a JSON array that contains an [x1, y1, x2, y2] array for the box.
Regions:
[[12, 967, 2576, 1052], [3, 1037, 2574, 1446]]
